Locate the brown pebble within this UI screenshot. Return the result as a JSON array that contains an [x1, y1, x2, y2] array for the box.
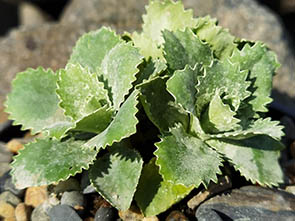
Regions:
[[165, 210, 188, 221], [290, 141, 295, 159], [15, 203, 32, 221], [0, 201, 16, 221], [119, 205, 158, 221], [6, 139, 25, 153], [83, 217, 94, 221], [25, 186, 48, 208]]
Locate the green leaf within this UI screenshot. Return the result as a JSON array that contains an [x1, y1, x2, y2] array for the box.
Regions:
[[11, 138, 97, 189], [196, 59, 250, 115], [206, 136, 285, 186], [163, 28, 212, 70], [132, 0, 197, 60], [5, 67, 74, 139], [57, 64, 110, 122], [167, 65, 201, 115], [74, 105, 114, 134], [194, 16, 236, 59], [69, 27, 122, 73], [155, 125, 222, 188], [201, 91, 240, 133], [135, 158, 193, 217], [209, 118, 284, 141], [85, 90, 139, 149], [98, 42, 143, 110], [230, 42, 280, 112], [89, 143, 143, 211], [139, 77, 189, 133]]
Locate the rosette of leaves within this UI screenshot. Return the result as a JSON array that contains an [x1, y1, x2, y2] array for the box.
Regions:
[[5, 0, 285, 217]]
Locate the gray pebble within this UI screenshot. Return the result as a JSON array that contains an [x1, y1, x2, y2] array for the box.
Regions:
[[0, 142, 12, 177], [81, 171, 96, 194], [49, 204, 82, 221], [61, 191, 84, 208], [95, 206, 117, 221], [0, 171, 25, 197], [0, 191, 21, 206], [31, 203, 50, 221]]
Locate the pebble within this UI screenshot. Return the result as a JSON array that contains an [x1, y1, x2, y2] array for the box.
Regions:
[[195, 185, 295, 220], [285, 186, 295, 195], [53, 178, 80, 194], [15, 203, 32, 221], [81, 171, 96, 194], [94, 206, 117, 221], [48, 205, 82, 221], [25, 186, 48, 208], [31, 203, 50, 221], [0, 191, 21, 207], [118, 205, 158, 221], [0, 142, 12, 177], [165, 210, 189, 221], [0, 171, 25, 197], [0, 201, 16, 221], [6, 139, 26, 154], [61, 191, 84, 209]]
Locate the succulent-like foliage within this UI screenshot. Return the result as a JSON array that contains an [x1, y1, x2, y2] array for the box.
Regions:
[[5, 0, 284, 216]]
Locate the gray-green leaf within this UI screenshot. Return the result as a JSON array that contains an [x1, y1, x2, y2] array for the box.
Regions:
[[135, 158, 193, 217], [5, 67, 74, 139], [85, 90, 139, 149], [206, 136, 284, 187], [11, 138, 97, 189], [155, 125, 222, 188], [89, 143, 143, 211]]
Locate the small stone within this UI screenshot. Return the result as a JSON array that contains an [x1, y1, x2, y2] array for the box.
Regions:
[[0, 142, 12, 163], [285, 186, 295, 195], [165, 210, 189, 221], [61, 191, 84, 209], [0, 171, 25, 197], [187, 191, 210, 210], [0, 191, 21, 207], [25, 186, 48, 208], [48, 205, 82, 221], [118, 205, 158, 221], [31, 203, 50, 221], [81, 171, 96, 194], [0, 201, 15, 220], [15, 203, 32, 221], [290, 141, 295, 159], [53, 178, 80, 194], [94, 206, 117, 221], [6, 139, 27, 154], [195, 186, 295, 220]]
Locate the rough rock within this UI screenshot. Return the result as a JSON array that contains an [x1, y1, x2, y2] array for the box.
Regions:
[[25, 186, 48, 208], [195, 185, 295, 221], [15, 203, 32, 221], [61, 0, 148, 33], [0, 201, 16, 221], [0, 191, 21, 207]]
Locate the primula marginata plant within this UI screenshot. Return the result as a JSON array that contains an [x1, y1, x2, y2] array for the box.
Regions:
[[5, 0, 285, 216]]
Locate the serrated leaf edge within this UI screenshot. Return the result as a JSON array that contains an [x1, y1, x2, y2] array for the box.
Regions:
[[10, 138, 97, 189], [89, 148, 143, 211]]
